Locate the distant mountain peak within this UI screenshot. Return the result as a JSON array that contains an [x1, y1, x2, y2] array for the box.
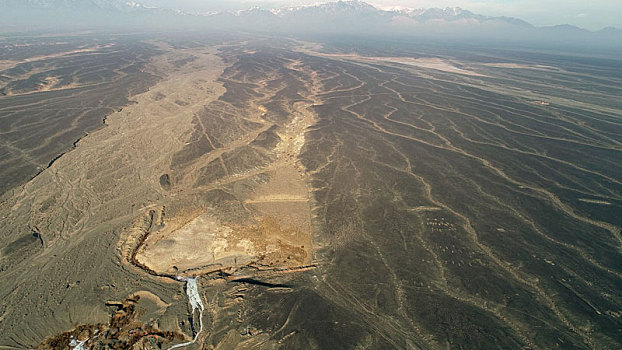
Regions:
[[4, 0, 619, 49], [290, 0, 378, 12]]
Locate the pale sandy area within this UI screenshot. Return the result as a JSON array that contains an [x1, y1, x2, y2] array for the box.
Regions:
[[136, 214, 254, 274], [578, 198, 612, 205], [0, 60, 18, 71], [0, 44, 114, 72], [482, 62, 559, 70], [306, 51, 486, 77], [371, 56, 486, 76], [133, 62, 318, 276]]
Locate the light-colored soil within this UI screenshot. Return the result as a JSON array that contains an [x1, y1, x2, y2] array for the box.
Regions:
[[482, 62, 559, 70], [2, 42, 318, 347], [300, 50, 485, 76], [136, 214, 254, 274], [0, 44, 114, 72], [135, 96, 317, 276], [371, 56, 485, 76], [0, 44, 229, 345], [578, 198, 612, 205], [6, 45, 226, 245], [0, 60, 18, 71]]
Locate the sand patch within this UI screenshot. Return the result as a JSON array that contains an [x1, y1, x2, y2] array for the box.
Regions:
[[482, 62, 559, 70], [578, 198, 612, 205], [303, 51, 485, 77], [0, 60, 18, 71], [0, 45, 114, 72], [125, 59, 318, 279], [409, 206, 442, 212], [135, 214, 254, 275], [134, 213, 310, 277], [133, 92, 317, 278], [372, 57, 485, 76]]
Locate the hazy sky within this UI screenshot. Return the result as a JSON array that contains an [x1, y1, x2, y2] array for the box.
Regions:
[[140, 0, 622, 30]]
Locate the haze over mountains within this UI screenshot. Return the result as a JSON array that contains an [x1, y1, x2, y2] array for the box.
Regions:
[[2, 0, 621, 50]]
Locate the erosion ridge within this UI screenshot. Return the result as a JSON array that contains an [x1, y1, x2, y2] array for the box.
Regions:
[[122, 54, 322, 282], [0, 41, 230, 347], [2, 38, 327, 348], [110, 42, 326, 348]]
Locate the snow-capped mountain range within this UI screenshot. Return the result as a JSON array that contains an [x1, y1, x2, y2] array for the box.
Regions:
[[2, 0, 621, 48], [217, 1, 532, 26], [0, 0, 536, 26]]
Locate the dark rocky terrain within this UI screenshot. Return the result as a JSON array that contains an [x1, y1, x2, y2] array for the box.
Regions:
[[0, 34, 620, 349]]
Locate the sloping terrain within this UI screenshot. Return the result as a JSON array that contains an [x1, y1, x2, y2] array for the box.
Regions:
[[0, 40, 228, 347], [0, 36, 620, 349], [0, 37, 160, 196]]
